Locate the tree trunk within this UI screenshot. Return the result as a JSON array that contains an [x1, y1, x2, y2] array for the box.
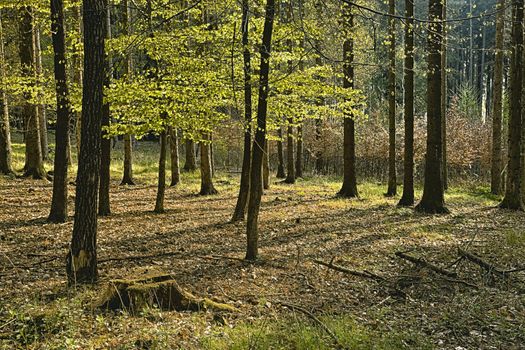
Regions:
[[263, 139, 270, 189], [491, 0, 505, 195], [199, 136, 217, 195], [338, 6, 358, 198], [276, 127, 285, 178], [34, 26, 48, 161], [48, 0, 71, 223], [73, 5, 83, 156], [98, 2, 112, 217], [246, 0, 275, 261], [66, 0, 106, 285], [19, 7, 46, 179], [295, 125, 303, 178], [232, 0, 253, 222], [169, 127, 180, 186], [315, 119, 324, 174], [398, 0, 414, 207], [183, 139, 197, 171], [386, 0, 397, 197], [154, 130, 167, 213], [441, 0, 448, 191], [500, 0, 524, 210], [0, 10, 12, 175], [284, 118, 295, 183], [415, 0, 448, 214]]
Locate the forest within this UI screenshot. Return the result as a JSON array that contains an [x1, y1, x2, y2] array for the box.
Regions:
[[1, 0, 525, 348]]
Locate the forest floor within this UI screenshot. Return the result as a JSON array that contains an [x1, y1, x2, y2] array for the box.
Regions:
[[1, 137, 525, 349]]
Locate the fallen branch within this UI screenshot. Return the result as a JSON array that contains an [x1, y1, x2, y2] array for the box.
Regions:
[[313, 259, 385, 282], [458, 249, 506, 278], [395, 251, 458, 278]]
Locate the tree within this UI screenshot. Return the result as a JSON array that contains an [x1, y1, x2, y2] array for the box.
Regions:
[[169, 127, 180, 187], [276, 127, 286, 178], [0, 10, 12, 175], [154, 130, 167, 213], [296, 125, 303, 178], [337, 4, 358, 198], [199, 135, 217, 195], [66, 0, 106, 284], [284, 118, 295, 184], [386, 0, 396, 197], [34, 26, 48, 161], [441, 0, 448, 191], [398, 0, 415, 207], [491, 0, 505, 195], [415, 0, 448, 214], [48, 0, 72, 223], [246, 0, 276, 261], [183, 139, 197, 171], [263, 140, 270, 189], [499, 0, 524, 210], [232, 0, 253, 222]]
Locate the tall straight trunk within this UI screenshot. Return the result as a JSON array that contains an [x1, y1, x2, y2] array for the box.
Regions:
[[154, 130, 167, 213], [66, 0, 106, 284], [73, 5, 83, 156], [263, 139, 270, 189], [120, 0, 135, 185], [338, 6, 358, 198], [183, 139, 197, 171], [441, 0, 448, 190], [0, 10, 12, 175], [386, 0, 397, 197], [276, 127, 285, 178], [500, 0, 524, 210], [416, 0, 448, 214], [398, 0, 415, 207], [34, 26, 48, 161], [315, 119, 324, 174], [284, 118, 295, 183], [246, 0, 275, 261], [469, 0, 474, 83], [169, 127, 180, 186], [199, 135, 217, 195], [48, 0, 71, 223], [232, 0, 253, 222], [98, 2, 112, 216], [19, 6, 46, 179], [295, 125, 303, 177], [491, 0, 505, 195]]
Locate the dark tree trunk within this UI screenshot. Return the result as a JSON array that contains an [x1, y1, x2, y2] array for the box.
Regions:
[[500, 0, 524, 210], [491, 0, 505, 195], [386, 0, 397, 197], [398, 0, 415, 207], [441, 0, 448, 191], [284, 118, 295, 183], [19, 6, 46, 179], [276, 127, 286, 178], [296, 125, 303, 178], [415, 0, 448, 214], [315, 119, 324, 174], [66, 0, 106, 284], [0, 10, 12, 175], [199, 136, 217, 195], [263, 139, 270, 189], [338, 6, 358, 198], [169, 127, 180, 186], [98, 3, 112, 217], [48, 0, 71, 223], [183, 139, 197, 171], [232, 0, 253, 222], [246, 0, 275, 261], [154, 130, 167, 213], [72, 5, 83, 157]]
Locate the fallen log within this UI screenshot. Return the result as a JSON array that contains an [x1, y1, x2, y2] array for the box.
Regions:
[[395, 251, 458, 278], [458, 249, 506, 278]]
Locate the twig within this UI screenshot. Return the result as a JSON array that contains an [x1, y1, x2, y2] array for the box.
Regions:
[[458, 249, 506, 278], [313, 259, 385, 282], [395, 251, 458, 278]]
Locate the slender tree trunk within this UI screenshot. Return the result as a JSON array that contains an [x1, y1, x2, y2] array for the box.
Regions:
[[338, 6, 358, 198], [66, 0, 106, 284], [315, 119, 324, 174], [73, 5, 83, 156], [48, 0, 71, 223], [499, 0, 524, 210], [98, 2, 112, 216], [415, 0, 448, 214], [398, 0, 415, 207], [441, 0, 448, 191], [276, 127, 286, 178], [295, 125, 303, 178], [199, 135, 217, 195], [232, 0, 253, 222], [386, 0, 397, 197], [19, 6, 46, 179], [183, 139, 197, 171], [0, 10, 12, 175], [154, 130, 167, 213], [34, 26, 48, 161], [246, 0, 275, 261], [169, 127, 180, 186], [284, 118, 295, 183], [491, 0, 505, 195], [263, 139, 270, 189]]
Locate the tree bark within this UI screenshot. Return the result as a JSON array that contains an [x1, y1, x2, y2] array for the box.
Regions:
[[73, 5, 83, 156], [199, 135, 217, 195], [315, 119, 324, 174], [284, 118, 295, 183], [263, 139, 270, 189], [154, 130, 167, 213], [441, 0, 448, 191], [491, 0, 505, 195], [48, 0, 71, 223], [183, 139, 197, 171], [500, 0, 524, 210], [0, 10, 12, 175], [66, 0, 106, 284], [398, 0, 415, 207], [386, 0, 397, 197], [276, 127, 286, 178], [246, 0, 275, 261], [232, 0, 253, 222], [34, 26, 48, 161], [296, 125, 303, 178], [415, 0, 448, 214], [169, 127, 180, 186]]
